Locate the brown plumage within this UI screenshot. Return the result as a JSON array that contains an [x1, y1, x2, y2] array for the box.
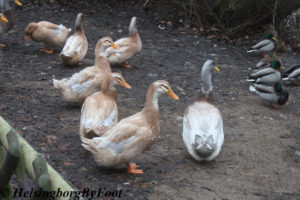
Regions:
[[25, 21, 71, 53], [80, 73, 131, 139], [60, 13, 88, 66], [103, 17, 142, 68], [81, 80, 179, 174], [53, 37, 119, 104]]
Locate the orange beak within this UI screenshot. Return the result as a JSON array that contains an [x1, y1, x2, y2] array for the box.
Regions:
[[1, 15, 8, 23], [14, 0, 22, 6], [166, 87, 179, 100], [25, 35, 30, 41], [111, 42, 120, 50], [120, 80, 131, 89]]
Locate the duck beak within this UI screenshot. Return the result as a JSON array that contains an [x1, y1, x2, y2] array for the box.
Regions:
[[166, 87, 179, 100], [214, 66, 221, 72], [111, 42, 120, 50], [14, 0, 22, 6], [1, 14, 8, 23], [272, 37, 277, 41], [25, 35, 30, 41], [280, 65, 285, 70], [120, 80, 131, 89]]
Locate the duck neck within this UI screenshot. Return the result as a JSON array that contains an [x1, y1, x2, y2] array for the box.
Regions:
[[101, 76, 117, 100], [143, 86, 160, 111], [2, 9, 14, 28], [201, 66, 213, 96], [75, 14, 83, 32], [129, 17, 137, 36], [142, 86, 160, 131]]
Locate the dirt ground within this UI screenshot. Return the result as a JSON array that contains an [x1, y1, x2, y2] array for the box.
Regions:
[[1, 1, 300, 200]]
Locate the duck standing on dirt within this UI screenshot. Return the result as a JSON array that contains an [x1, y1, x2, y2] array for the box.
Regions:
[[60, 13, 88, 66], [0, 0, 22, 47], [53, 37, 119, 104], [246, 33, 277, 58], [182, 60, 224, 161], [247, 61, 284, 85], [81, 80, 179, 174], [25, 21, 71, 54], [282, 64, 300, 85], [103, 16, 142, 69], [249, 82, 289, 108], [80, 73, 131, 139]]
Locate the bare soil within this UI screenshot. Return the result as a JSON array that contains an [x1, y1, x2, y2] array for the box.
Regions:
[[1, 2, 300, 200]]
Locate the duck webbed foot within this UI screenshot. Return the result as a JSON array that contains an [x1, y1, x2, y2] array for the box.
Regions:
[[127, 163, 143, 174], [121, 63, 134, 69]]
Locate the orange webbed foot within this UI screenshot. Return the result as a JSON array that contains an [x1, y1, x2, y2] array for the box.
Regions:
[[44, 48, 54, 54], [270, 104, 279, 109], [127, 163, 143, 174], [121, 63, 134, 69]]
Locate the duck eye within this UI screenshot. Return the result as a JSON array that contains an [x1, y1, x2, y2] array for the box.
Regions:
[[161, 84, 168, 91]]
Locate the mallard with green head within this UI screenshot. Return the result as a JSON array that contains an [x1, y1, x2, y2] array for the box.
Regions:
[[247, 61, 284, 85], [247, 33, 277, 58], [249, 82, 289, 108]]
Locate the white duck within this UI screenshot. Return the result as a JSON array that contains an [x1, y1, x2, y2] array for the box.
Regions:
[[60, 13, 88, 66], [182, 60, 224, 161], [80, 73, 131, 139]]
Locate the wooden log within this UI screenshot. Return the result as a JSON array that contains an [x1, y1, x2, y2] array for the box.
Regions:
[[0, 147, 13, 200], [0, 129, 20, 186], [0, 116, 83, 200]]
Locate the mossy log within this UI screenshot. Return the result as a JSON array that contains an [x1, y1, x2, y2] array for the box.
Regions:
[[0, 116, 83, 200]]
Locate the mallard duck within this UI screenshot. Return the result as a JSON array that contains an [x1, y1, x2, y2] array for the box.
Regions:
[[247, 61, 283, 85], [60, 13, 88, 66], [246, 33, 277, 58], [256, 52, 282, 68], [249, 82, 289, 108], [0, 0, 22, 47], [182, 60, 223, 161], [282, 64, 300, 85], [81, 80, 179, 174], [80, 73, 131, 139], [102, 16, 142, 68], [25, 21, 71, 54], [53, 37, 119, 104]]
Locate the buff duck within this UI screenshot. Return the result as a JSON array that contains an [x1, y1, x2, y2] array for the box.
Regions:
[[81, 80, 179, 174], [53, 37, 119, 104], [0, 0, 22, 47], [103, 16, 142, 68], [246, 33, 277, 58], [80, 73, 131, 139], [247, 61, 283, 85], [60, 13, 88, 66], [25, 21, 71, 54], [249, 82, 289, 108], [182, 60, 224, 161], [282, 64, 300, 85]]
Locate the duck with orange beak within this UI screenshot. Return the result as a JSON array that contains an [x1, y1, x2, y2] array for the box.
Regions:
[[0, 0, 22, 47], [81, 80, 179, 174]]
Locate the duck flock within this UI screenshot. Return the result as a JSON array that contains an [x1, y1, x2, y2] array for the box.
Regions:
[[1, 0, 299, 175]]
